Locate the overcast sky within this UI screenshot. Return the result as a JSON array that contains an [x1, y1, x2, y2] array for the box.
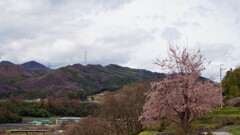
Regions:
[[0, 0, 239, 81]]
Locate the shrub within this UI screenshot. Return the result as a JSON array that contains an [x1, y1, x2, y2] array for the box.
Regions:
[[0, 107, 22, 123]]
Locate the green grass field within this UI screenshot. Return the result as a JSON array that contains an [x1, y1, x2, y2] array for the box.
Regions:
[[22, 117, 60, 123], [229, 128, 240, 135]]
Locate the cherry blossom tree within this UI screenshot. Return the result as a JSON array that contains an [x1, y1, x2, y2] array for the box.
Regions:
[[140, 45, 221, 134]]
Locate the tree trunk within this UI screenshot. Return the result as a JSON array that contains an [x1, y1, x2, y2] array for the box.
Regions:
[[180, 112, 190, 135]]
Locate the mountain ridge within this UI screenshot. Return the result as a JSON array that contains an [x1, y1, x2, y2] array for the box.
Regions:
[[21, 61, 49, 71], [0, 61, 14, 65], [0, 61, 165, 99]]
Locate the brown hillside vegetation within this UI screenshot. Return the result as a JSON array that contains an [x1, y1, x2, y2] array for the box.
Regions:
[[0, 62, 165, 98]]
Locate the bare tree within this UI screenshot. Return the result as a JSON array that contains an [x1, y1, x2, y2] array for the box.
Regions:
[[101, 82, 150, 135], [65, 82, 150, 135]]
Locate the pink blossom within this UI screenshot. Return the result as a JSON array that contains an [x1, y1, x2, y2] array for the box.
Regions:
[[140, 45, 221, 134]]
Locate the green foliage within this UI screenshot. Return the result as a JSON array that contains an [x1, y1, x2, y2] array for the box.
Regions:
[[22, 117, 59, 122], [47, 99, 99, 117], [229, 128, 240, 135], [0, 107, 22, 123], [0, 99, 98, 118], [0, 100, 51, 117], [0, 75, 26, 84], [67, 90, 87, 100], [212, 107, 240, 116], [23, 91, 49, 99], [0, 92, 8, 98], [222, 68, 240, 99], [142, 108, 240, 134], [193, 107, 240, 132]]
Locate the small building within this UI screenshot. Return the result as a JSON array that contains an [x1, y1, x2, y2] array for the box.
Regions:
[[41, 120, 53, 125], [56, 117, 81, 125]]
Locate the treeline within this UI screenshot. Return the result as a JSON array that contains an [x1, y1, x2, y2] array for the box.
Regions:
[[223, 67, 240, 100], [0, 89, 88, 101], [0, 107, 22, 123], [0, 97, 99, 123]]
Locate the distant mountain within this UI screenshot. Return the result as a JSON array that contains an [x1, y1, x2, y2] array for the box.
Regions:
[[21, 61, 50, 76], [0, 62, 165, 99], [0, 61, 14, 65], [16, 64, 165, 98], [22, 61, 49, 71], [0, 64, 35, 79], [0, 64, 35, 95], [106, 64, 162, 78], [0, 61, 215, 100]]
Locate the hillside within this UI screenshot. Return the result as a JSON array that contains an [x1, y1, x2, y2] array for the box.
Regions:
[[17, 64, 165, 97], [0, 64, 35, 95], [0, 62, 165, 99]]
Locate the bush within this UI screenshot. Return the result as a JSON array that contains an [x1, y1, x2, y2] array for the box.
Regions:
[[64, 117, 113, 135], [0, 107, 22, 123]]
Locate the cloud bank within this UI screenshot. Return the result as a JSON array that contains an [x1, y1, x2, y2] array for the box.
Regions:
[[0, 0, 239, 81]]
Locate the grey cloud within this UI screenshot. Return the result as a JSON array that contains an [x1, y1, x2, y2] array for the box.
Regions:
[[209, 0, 239, 24], [0, 28, 144, 68], [98, 29, 154, 47], [161, 27, 182, 40], [186, 5, 213, 17], [0, 1, 97, 45], [196, 43, 235, 62], [0, 0, 239, 77], [172, 19, 201, 28], [0, 24, 39, 44], [172, 20, 188, 27], [48, 0, 133, 14], [0, 0, 132, 35], [194, 42, 237, 81], [83, 29, 155, 66]]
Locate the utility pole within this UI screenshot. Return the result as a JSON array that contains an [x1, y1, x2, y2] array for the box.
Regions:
[[220, 64, 226, 108], [47, 63, 51, 72], [84, 51, 87, 65]]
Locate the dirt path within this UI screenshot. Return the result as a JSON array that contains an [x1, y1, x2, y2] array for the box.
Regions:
[[212, 126, 240, 135], [212, 132, 233, 135], [215, 126, 240, 132]]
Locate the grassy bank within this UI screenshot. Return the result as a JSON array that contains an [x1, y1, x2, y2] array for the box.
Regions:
[[229, 128, 240, 135], [193, 108, 240, 132], [140, 107, 240, 134]]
